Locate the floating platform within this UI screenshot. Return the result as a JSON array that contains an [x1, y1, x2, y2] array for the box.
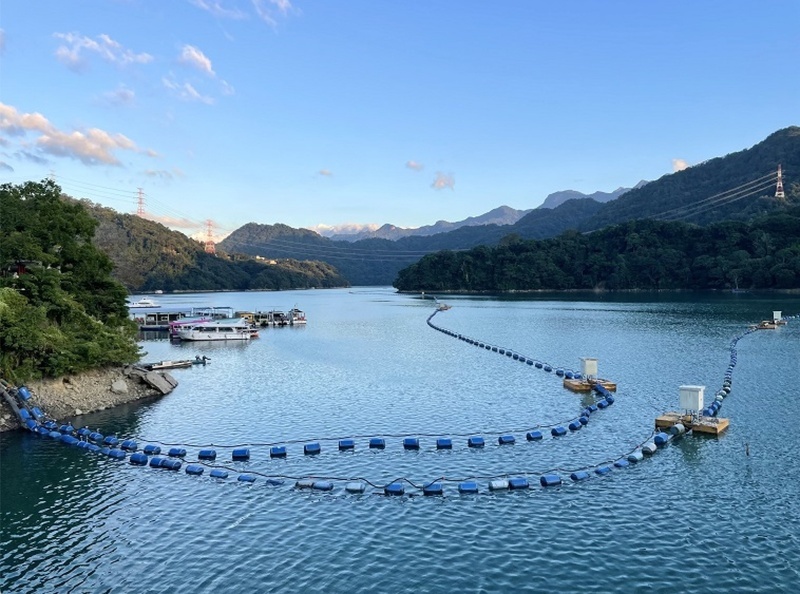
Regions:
[[563, 378, 617, 393], [655, 412, 729, 436]]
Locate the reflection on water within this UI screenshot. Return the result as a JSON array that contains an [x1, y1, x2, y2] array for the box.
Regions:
[[2, 289, 798, 593]]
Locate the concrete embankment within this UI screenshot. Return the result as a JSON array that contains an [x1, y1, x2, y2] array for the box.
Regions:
[[0, 366, 177, 433]]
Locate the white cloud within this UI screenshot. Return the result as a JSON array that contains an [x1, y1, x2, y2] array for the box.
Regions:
[[179, 44, 215, 76], [220, 80, 236, 96], [0, 102, 156, 166], [54, 32, 153, 71], [162, 75, 215, 104], [252, 0, 295, 27], [144, 167, 185, 181], [318, 169, 333, 177], [406, 160, 424, 171], [143, 213, 201, 229], [101, 84, 136, 107], [672, 158, 690, 172], [190, 0, 248, 19], [431, 171, 455, 190]]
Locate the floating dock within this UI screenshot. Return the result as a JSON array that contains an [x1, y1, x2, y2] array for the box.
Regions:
[[563, 378, 617, 393], [655, 412, 729, 436]]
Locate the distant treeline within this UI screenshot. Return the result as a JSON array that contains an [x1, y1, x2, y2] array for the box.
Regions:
[[393, 207, 800, 292]]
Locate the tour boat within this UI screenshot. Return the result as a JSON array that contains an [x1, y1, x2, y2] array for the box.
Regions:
[[176, 319, 257, 341], [128, 297, 160, 308]]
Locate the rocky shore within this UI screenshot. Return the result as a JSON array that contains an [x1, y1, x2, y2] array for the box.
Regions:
[[0, 366, 177, 433]]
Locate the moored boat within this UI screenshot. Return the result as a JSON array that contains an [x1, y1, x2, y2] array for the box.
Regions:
[[176, 319, 257, 341], [128, 297, 160, 308]]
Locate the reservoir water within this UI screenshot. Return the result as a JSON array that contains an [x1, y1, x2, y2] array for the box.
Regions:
[[2, 288, 798, 593]]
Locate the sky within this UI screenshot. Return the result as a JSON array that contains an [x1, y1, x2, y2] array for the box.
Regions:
[[1, 1, 798, 240]]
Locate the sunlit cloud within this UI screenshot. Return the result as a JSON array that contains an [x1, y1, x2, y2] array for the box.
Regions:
[[179, 44, 215, 76], [162, 75, 215, 104], [253, 0, 296, 27], [318, 169, 333, 177], [672, 158, 690, 172], [0, 161, 13, 173], [54, 32, 153, 72], [142, 213, 200, 229], [307, 222, 379, 236], [189, 0, 247, 19], [431, 171, 455, 190], [406, 160, 424, 171], [0, 102, 156, 166]]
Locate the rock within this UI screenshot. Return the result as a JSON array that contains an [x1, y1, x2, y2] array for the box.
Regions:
[[143, 371, 178, 395], [111, 379, 129, 395], [74, 409, 83, 416]]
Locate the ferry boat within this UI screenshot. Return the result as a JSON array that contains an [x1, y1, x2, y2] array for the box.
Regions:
[[288, 308, 307, 325], [128, 297, 160, 308], [176, 319, 257, 341], [254, 308, 307, 326]]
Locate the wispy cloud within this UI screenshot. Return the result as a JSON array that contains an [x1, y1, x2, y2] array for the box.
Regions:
[[17, 150, 50, 165], [179, 44, 215, 76], [162, 75, 215, 104], [100, 84, 136, 107], [54, 32, 153, 72], [672, 158, 690, 172], [0, 102, 156, 166], [189, 0, 248, 20], [0, 161, 13, 173], [0, 29, 6, 55], [406, 160, 424, 171], [431, 171, 455, 190], [143, 213, 200, 229], [253, 0, 296, 27], [318, 169, 333, 177], [144, 168, 185, 181]]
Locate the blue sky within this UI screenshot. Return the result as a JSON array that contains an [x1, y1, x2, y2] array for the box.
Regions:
[[1, 1, 798, 239]]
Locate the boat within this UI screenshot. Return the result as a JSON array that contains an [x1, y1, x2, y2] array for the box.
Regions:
[[287, 308, 307, 325], [436, 303, 452, 311], [168, 316, 213, 338], [176, 319, 257, 341], [141, 359, 194, 371], [254, 310, 289, 327], [128, 298, 160, 308], [133, 308, 193, 331]]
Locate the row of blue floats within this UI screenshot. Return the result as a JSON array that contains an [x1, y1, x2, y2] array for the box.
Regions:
[[427, 310, 581, 378]]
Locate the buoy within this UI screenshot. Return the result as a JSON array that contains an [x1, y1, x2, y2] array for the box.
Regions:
[[103, 436, 119, 446], [149, 456, 165, 468], [369, 438, 385, 449], [597, 399, 608, 409], [232, 448, 250, 460], [458, 481, 479, 494], [595, 466, 611, 476], [670, 423, 686, 436], [551, 426, 567, 437], [168, 447, 187, 458], [270, 446, 287, 458], [468, 436, 485, 448], [579, 416, 589, 425], [544, 365, 552, 372], [61, 434, 79, 446], [237, 474, 256, 483], [568, 420, 582, 431], [570, 471, 590, 481], [627, 451, 644, 463], [295, 479, 314, 489], [384, 483, 404, 496], [198, 449, 217, 460], [162, 458, 181, 470], [436, 438, 453, 449], [613, 459, 630, 468], [129, 453, 148, 466], [345, 482, 366, 494], [143, 445, 161, 455], [210, 469, 228, 479], [403, 438, 420, 450], [489, 479, 509, 491], [18, 386, 32, 401], [526, 430, 544, 441], [423, 482, 443, 496], [185, 464, 204, 476], [338, 439, 355, 451], [535, 362, 543, 369], [121, 440, 138, 451], [540, 474, 562, 487], [498, 435, 515, 445], [304, 442, 321, 455], [654, 433, 671, 447], [642, 442, 657, 455], [313, 481, 334, 491], [508, 477, 529, 490]]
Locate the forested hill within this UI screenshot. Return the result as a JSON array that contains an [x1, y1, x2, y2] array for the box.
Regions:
[[222, 127, 799, 286], [393, 206, 800, 292], [82, 203, 349, 292]]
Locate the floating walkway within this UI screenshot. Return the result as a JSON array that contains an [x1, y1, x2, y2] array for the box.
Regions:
[[2, 308, 795, 498]]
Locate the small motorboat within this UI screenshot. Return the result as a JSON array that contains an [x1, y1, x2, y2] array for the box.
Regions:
[[128, 298, 160, 308]]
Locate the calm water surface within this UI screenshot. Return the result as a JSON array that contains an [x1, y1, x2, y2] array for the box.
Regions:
[[2, 288, 799, 593]]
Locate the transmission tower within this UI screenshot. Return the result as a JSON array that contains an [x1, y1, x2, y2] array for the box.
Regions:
[[204, 219, 216, 254], [775, 164, 785, 200], [136, 188, 146, 216]]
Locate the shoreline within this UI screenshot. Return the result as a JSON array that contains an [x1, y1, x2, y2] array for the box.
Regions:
[[0, 366, 176, 433]]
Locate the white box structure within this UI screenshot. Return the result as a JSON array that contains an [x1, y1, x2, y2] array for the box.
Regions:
[[581, 357, 598, 378], [773, 311, 782, 322], [679, 385, 705, 412]]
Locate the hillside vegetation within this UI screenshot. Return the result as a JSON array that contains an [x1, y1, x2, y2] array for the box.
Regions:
[[394, 207, 800, 292], [0, 180, 140, 382]]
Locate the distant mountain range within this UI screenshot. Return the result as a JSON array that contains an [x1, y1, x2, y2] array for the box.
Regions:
[[537, 181, 649, 209], [219, 126, 799, 285]]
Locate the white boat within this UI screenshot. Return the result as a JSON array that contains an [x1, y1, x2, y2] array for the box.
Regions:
[[128, 298, 160, 308], [176, 319, 257, 341], [288, 308, 307, 325]]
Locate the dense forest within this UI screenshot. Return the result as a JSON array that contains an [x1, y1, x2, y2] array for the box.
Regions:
[[222, 127, 800, 286], [0, 180, 140, 381], [83, 201, 350, 292], [393, 207, 800, 292]]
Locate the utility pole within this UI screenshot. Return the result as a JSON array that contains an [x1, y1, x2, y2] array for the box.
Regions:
[[136, 188, 146, 216], [775, 164, 785, 200], [204, 219, 216, 254]]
